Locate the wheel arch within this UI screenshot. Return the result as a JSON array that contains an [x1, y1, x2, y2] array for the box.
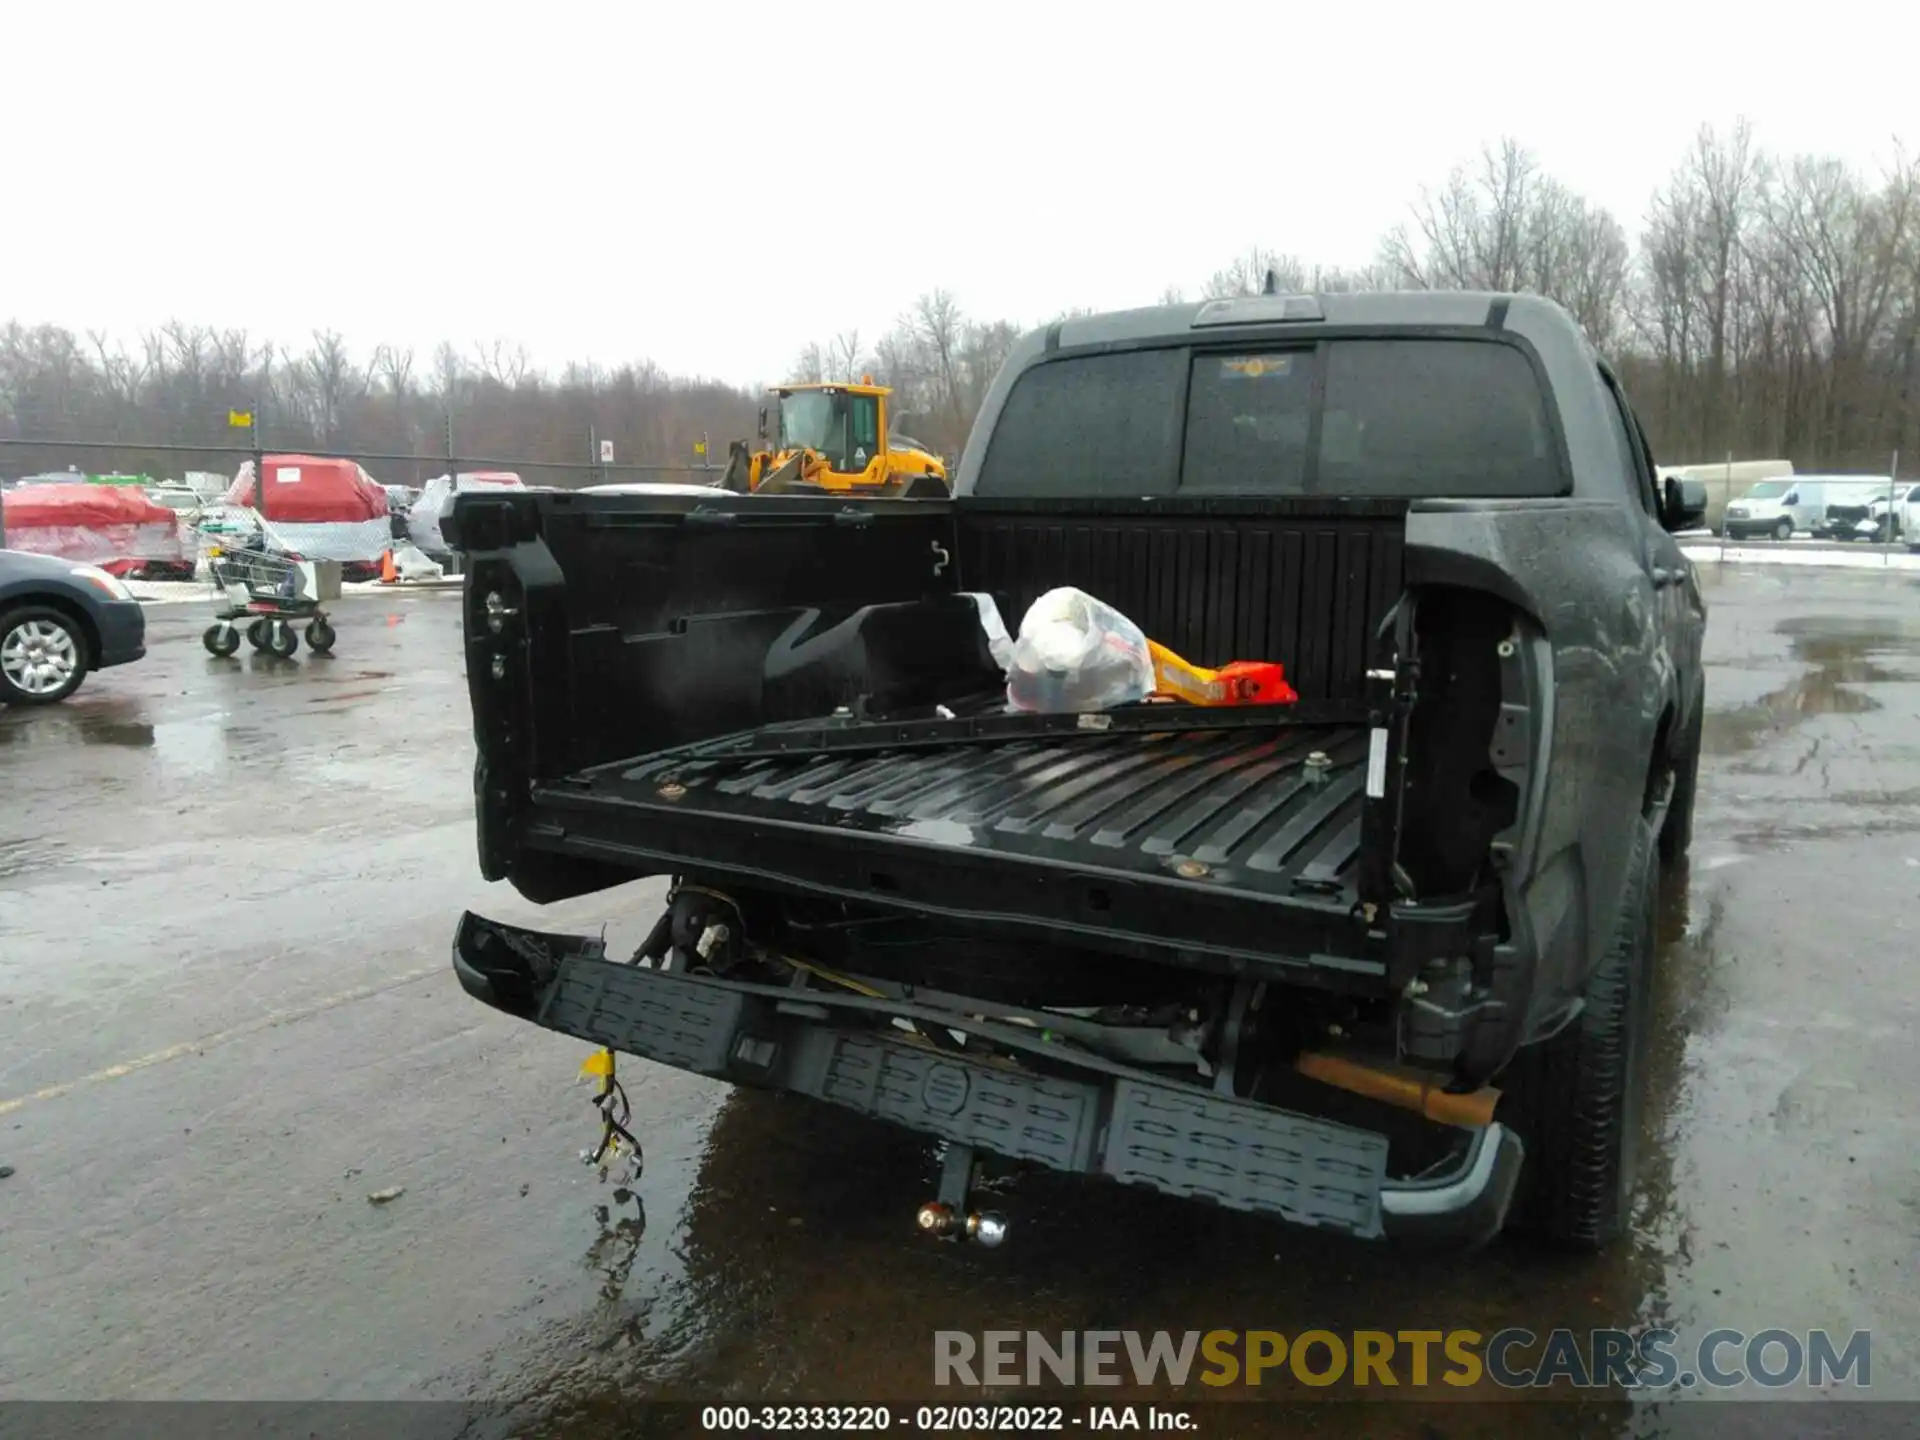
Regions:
[[1642, 699, 1677, 818]]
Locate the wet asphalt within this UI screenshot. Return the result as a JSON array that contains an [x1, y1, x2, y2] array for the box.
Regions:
[[1, 570, 1918, 1436]]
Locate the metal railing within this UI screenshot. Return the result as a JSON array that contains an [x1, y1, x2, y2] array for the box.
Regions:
[[0, 434, 724, 489]]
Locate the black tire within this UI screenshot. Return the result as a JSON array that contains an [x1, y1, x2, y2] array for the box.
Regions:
[[1773, 518, 1793, 541], [902, 472, 949, 498], [1502, 819, 1657, 1251], [0, 605, 89, 705], [262, 621, 299, 659], [1658, 703, 1702, 865], [203, 624, 241, 658], [246, 619, 268, 648], [306, 618, 336, 655]]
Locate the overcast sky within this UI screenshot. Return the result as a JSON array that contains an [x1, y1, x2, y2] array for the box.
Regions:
[[7, 0, 1914, 389]]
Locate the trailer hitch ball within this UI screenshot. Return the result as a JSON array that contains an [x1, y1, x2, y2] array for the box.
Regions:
[[967, 1211, 1010, 1248]]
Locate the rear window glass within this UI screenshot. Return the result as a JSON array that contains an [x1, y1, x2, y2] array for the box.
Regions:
[[1315, 340, 1558, 496], [1183, 339, 1558, 496], [979, 337, 1562, 498], [973, 348, 1185, 497]]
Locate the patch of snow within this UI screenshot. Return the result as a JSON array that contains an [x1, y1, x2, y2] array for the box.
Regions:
[[1683, 545, 1920, 571]]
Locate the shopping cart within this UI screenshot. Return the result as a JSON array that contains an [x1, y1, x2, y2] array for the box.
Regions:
[[200, 544, 337, 657]]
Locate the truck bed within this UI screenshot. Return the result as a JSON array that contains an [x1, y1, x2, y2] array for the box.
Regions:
[[529, 718, 1390, 984], [453, 487, 1428, 986]]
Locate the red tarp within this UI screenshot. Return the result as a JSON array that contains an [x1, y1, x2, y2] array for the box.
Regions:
[[225, 456, 388, 522], [1, 482, 187, 566], [3, 482, 177, 530]]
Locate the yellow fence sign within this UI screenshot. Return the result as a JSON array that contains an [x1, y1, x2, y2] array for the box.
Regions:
[[227, 409, 253, 429]]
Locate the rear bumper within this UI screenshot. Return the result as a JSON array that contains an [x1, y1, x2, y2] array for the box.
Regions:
[[94, 599, 147, 668], [453, 911, 1523, 1246]]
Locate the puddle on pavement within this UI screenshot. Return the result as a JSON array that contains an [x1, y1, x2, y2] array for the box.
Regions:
[[0, 704, 154, 749], [1703, 618, 1908, 755], [74, 716, 157, 747]]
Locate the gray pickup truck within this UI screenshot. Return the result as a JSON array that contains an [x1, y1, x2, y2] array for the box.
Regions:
[[448, 291, 1708, 1253]]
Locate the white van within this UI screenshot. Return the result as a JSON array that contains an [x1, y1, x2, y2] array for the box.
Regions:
[[1720, 478, 1806, 539]]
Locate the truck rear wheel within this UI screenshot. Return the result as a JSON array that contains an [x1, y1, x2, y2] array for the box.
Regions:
[[1502, 819, 1657, 1251]]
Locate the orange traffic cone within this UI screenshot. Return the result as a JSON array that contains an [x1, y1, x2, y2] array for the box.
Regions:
[[380, 550, 398, 584]]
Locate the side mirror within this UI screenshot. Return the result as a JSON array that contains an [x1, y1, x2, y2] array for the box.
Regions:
[[757, 406, 769, 442], [1782, 491, 1799, 505], [1662, 476, 1708, 532]]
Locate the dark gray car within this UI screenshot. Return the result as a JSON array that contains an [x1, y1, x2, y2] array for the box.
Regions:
[[0, 549, 148, 704]]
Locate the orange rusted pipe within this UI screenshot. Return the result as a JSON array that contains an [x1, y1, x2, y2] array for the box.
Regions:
[[1295, 1051, 1499, 1128]]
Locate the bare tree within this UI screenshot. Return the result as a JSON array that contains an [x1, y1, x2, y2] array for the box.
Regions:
[[475, 338, 532, 387], [829, 330, 867, 380], [87, 329, 150, 406], [790, 342, 826, 383], [372, 344, 415, 398], [911, 289, 966, 436]]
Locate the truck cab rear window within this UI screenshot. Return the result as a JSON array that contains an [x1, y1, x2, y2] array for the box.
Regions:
[[973, 348, 1185, 497], [1183, 339, 1560, 496]]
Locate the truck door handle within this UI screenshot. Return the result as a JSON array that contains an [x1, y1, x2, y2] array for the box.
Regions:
[[1651, 566, 1675, 588]]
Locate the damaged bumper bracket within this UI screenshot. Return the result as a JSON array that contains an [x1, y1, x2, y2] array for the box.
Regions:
[[452, 912, 1523, 1244]]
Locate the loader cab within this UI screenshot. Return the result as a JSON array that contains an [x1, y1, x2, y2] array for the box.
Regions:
[[773, 382, 887, 478]]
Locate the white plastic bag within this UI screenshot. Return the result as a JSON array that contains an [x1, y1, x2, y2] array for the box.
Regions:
[[393, 544, 444, 580], [1005, 587, 1154, 714]]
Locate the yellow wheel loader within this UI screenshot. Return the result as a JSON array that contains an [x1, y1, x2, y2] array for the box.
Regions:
[[719, 379, 949, 497]]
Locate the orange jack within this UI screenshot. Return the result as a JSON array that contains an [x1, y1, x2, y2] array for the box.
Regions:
[[1148, 639, 1298, 707]]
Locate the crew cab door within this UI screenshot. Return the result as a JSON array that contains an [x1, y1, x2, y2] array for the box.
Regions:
[[1598, 363, 1704, 728]]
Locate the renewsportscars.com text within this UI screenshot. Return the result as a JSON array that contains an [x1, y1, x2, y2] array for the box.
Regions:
[[933, 1328, 1871, 1391]]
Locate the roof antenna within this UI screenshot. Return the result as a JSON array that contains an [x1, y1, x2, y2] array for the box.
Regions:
[[1261, 266, 1279, 296]]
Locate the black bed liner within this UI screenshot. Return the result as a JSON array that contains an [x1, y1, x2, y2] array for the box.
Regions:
[[529, 720, 1392, 984]]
